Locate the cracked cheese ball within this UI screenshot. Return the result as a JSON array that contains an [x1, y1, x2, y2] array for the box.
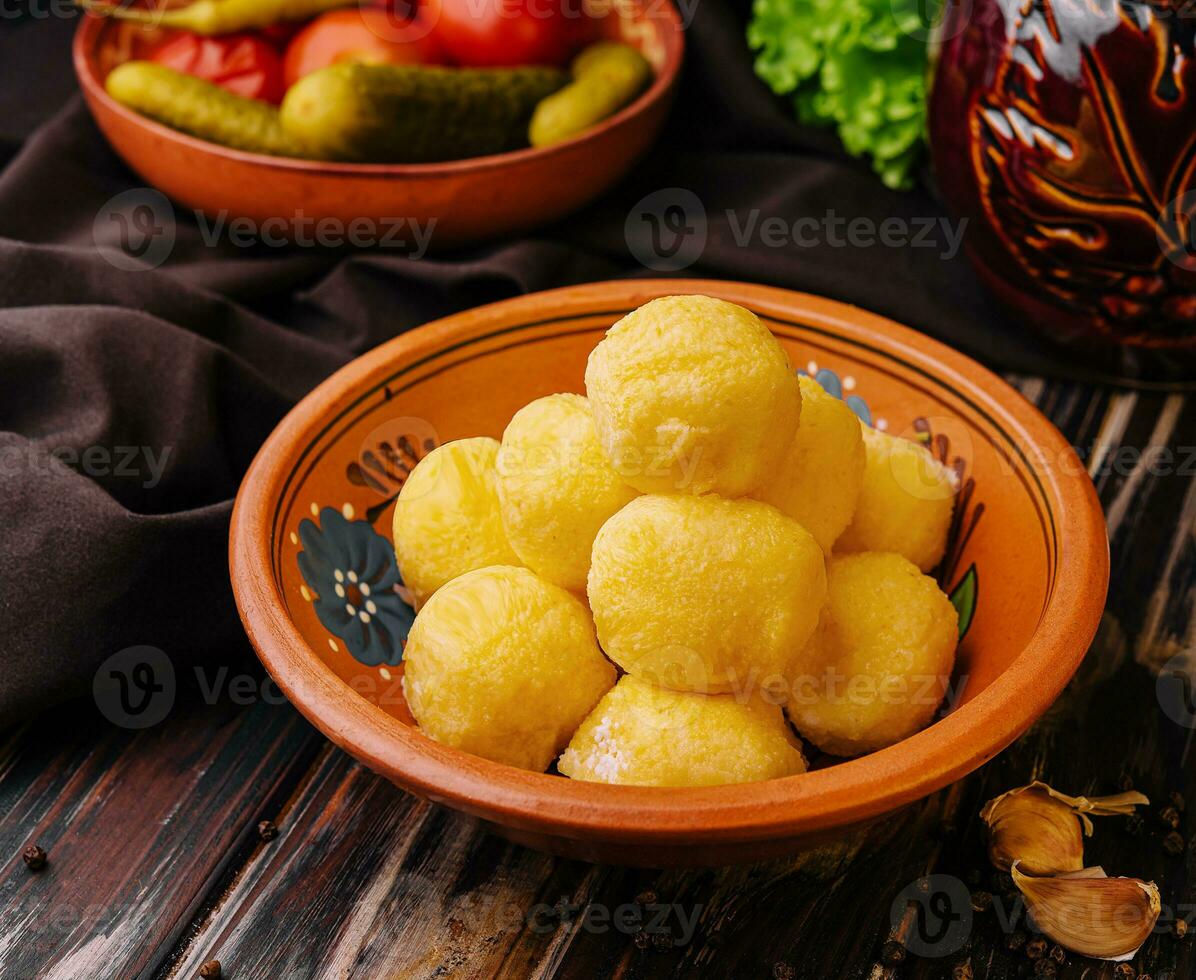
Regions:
[[584, 295, 801, 496], [836, 426, 957, 571], [392, 437, 521, 608], [558, 675, 807, 786], [752, 375, 866, 553], [496, 393, 638, 593], [403, 565, 616, 771], [587, 494, 826, 694], [786, 553, 958, 757]]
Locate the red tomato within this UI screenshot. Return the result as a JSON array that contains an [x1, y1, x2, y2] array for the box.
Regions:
[[283, 9, 443, 87], [261, 0, 391, 52], [151, 33, 286, 104], [423, 0, 593, 67]]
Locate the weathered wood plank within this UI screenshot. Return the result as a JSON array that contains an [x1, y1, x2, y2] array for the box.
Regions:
[[0, 685, 322, 980], [162, 381, 1196, 980], [3, 378, 1192, 980], [164, 748, 575, 978]]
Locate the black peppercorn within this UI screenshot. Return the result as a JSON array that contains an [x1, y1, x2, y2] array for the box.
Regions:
[[634, 890, 657, 907], [970, 890, 993, 913], [1125, 812, 1146, 837], [198, 961, 222, 979], [1170, 791, 1186, 812], [1113, 963, 1136, 979], [772, 963, 796, 980], [633, 930, 651, 950], [1025, 937, 1048, 960], [1006, 930, 1028, 952], [1163, 831, 1186, 856], [21, 843, 47, 871], [1049, 944, 1066, 965], [1032, 959, 1057, 978], [651, 932, 673, 951], [256, 820, 278, 842], [1159, 806, 1182, 830], [880, 940, 906, 966]]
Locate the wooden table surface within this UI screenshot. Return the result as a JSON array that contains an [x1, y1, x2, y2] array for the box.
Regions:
[[1, 375, 1193, 980]]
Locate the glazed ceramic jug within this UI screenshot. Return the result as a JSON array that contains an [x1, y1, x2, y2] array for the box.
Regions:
[[930, 0, 1196, 350]]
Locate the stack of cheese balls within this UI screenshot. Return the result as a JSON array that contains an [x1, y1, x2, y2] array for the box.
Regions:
[[394, 295, 960, 787]]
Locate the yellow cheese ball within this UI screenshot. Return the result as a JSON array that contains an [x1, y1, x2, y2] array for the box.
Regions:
[[753, 375, 866, 553], [496, 393, 638, 592], [836, 426, 957, 571], [584, 295, 801, 496], [403, 565, 616, 771], [558, 675, 807, 786], [786, 553, 959, 757], [392, 437, 521, 607], [587, 494, 826, 694]]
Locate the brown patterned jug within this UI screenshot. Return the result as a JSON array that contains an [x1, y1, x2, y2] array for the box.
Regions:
[[930, 0, 1196, 350]]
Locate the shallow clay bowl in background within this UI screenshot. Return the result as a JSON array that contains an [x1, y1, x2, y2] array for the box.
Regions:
[[229, 280, 1109, 867], [73, 3, 683, 249]]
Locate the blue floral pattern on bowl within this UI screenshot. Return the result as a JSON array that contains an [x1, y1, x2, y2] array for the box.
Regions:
[[802, 366, 873, 426], [297, 507, 415, 667]]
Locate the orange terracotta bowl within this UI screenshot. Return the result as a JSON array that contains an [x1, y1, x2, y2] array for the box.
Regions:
[[72, 4, 683, 249], [229, 280, 1109, 867]]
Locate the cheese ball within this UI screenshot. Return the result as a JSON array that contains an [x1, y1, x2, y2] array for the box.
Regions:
[[584, 295, 801, 496], [392, 437, 521, 608], [752, 375, 866, 553], [587, 494, 826, 694], [836, 426, 957, 571], [786, 553, 959, 756], [403, 566, 616, 771], [558, 675, 807, 786], [496, 393, 638, 592]]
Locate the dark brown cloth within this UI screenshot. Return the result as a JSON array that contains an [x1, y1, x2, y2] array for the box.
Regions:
[[0, 2, 1188, 720]]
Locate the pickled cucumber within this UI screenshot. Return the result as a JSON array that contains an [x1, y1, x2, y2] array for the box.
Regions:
[[84, 0, 356, 35], [106, 62, 302, 157], [529, 42, 652, 148], [280, 63, 569, 163]]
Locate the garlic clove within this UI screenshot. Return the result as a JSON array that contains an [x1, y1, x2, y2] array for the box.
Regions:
[[982, 786, 1085, 875], [1011, 862, 1161, 961], [980, 781, 1150, 875]]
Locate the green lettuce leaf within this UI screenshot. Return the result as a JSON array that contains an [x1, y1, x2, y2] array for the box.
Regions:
[[747, 0, 938, 189]]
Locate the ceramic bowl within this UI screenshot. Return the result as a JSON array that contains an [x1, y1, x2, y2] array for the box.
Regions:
[[72, 3, 683, 249], [229, 279, 1109, 867]]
